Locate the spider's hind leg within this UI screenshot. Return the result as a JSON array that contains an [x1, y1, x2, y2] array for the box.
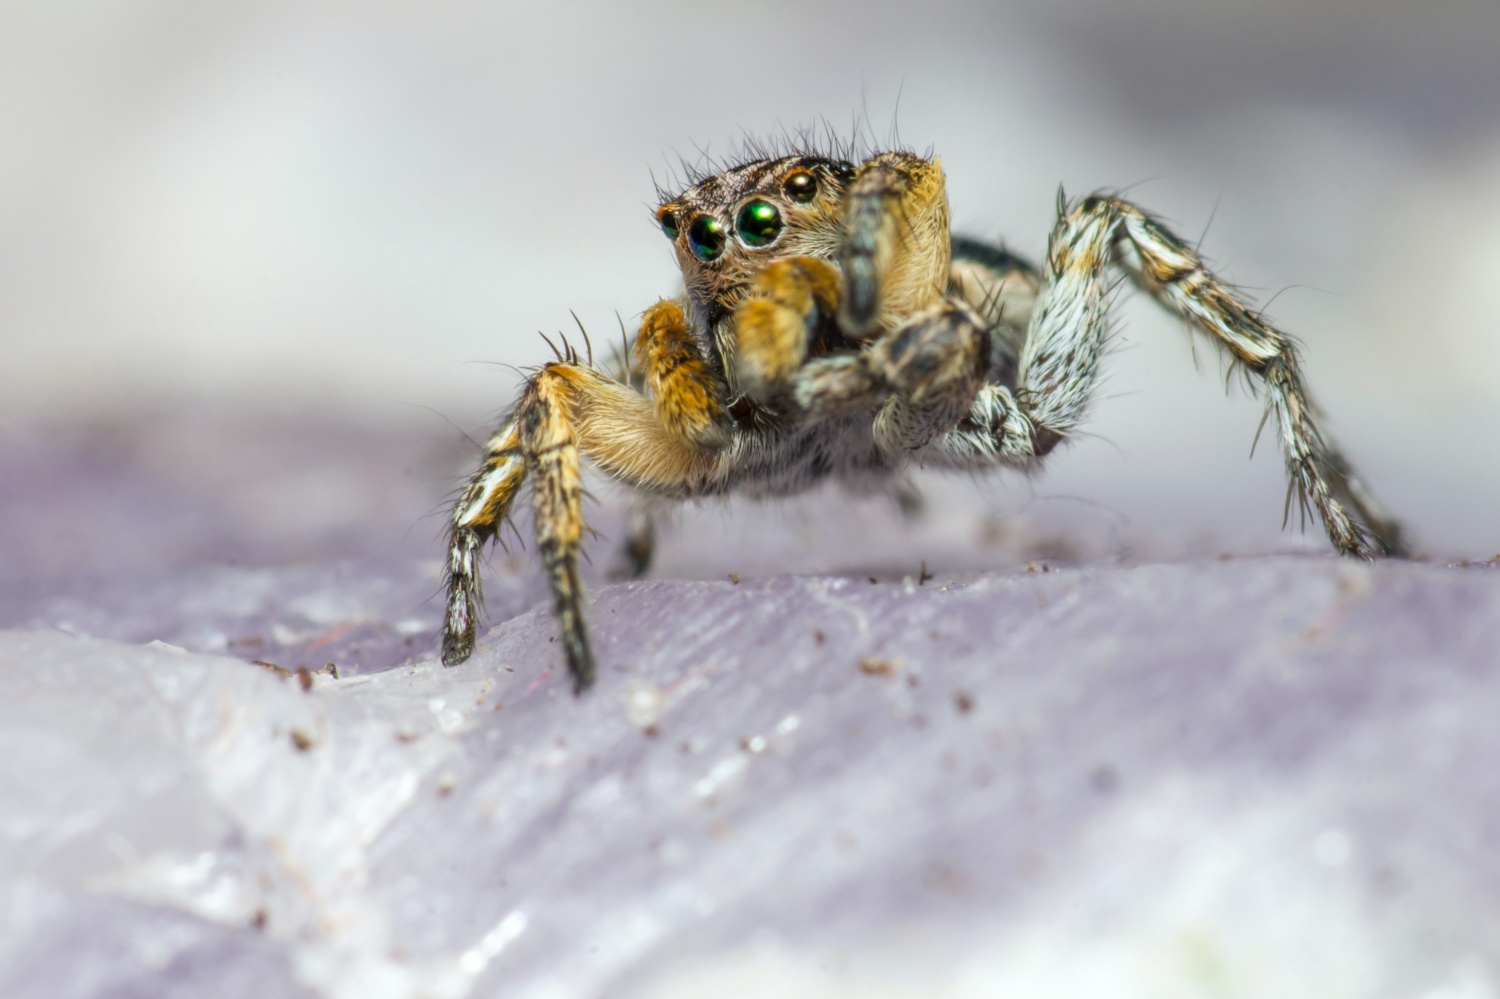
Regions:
[[608, 502, 656, 581], [924, 194, 1403, 558], [1104, 196, 1405, 556]]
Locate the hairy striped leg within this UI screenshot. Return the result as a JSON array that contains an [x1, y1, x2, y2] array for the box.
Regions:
[[1106, 197, 1404, 556], [441, 300, 727, 689], [924, 194, 1403, 557], [837, 151, 952, 336], [792, 300, 991, 453]]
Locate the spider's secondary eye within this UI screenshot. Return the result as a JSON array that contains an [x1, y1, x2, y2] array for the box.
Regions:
[[657, 209, 679, 239], [782, 171, 817, 202], [688, 214, 725, 261], [735, 199, 782, 247]]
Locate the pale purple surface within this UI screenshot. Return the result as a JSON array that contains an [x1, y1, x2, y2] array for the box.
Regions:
[[2, 414, 1499, 997]]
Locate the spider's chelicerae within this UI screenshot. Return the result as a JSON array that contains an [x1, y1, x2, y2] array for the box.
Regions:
[[441, 143, 1405, 691]]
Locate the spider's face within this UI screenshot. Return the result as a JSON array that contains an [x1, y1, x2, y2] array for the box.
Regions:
[[655, 155, 856, 317]]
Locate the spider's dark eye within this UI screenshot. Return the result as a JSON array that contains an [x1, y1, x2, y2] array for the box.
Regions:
[[735, 199, 782, 247], [687, 214, 725, 261], [782, 171, 817, 203], [657, 209, 679, 239], [830, 161, 857, 183]]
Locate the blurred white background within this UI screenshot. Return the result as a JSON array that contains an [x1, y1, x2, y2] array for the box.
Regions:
[[3, 0, 1499, 558]]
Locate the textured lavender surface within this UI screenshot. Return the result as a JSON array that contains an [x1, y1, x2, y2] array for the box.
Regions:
[[2, 406, 1498, 997], [4, 549, 1500, 998]]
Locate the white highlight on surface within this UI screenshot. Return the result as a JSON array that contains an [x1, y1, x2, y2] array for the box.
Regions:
[[456, 910, 529, 978], [623, 679, 667, 728], [694, 755, 748, 799]]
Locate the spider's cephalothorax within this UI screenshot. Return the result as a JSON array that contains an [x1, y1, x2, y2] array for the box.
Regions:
[[441, 146, 1405, 692]]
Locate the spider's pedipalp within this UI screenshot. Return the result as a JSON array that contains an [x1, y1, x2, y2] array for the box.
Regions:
[[637, 299, 731, 449], [733, 257, 843, 401]]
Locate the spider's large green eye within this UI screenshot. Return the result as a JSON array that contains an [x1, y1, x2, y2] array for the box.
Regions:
[[657, 209, 679, 239], [736, 199, 782, 247], [687, 215, 725, 261]]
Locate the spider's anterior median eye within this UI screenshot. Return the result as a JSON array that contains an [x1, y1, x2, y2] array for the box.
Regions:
[[735, 199, 782, 247], [782, 171, 817, 202], [687, 214, 725, 261], [657, 209, 679, 239]]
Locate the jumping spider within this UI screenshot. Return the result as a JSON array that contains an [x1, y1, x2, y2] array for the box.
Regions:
[[442, 144, 1405, 691]]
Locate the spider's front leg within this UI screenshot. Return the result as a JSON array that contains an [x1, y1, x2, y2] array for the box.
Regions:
[[734, 152, 987, 453], [442, 299, 727, 691]]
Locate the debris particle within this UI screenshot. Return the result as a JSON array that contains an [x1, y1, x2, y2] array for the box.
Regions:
[[289, 729, 316, 752], [858, 657, 901, 676], [728, 573, 741, 584], [954, 692, 974, 714], [813, 630, 826, 645], [918, 562, 934, 585]]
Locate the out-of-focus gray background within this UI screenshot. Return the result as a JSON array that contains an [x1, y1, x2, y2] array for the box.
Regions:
[[3, 0, 1499, 566]]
